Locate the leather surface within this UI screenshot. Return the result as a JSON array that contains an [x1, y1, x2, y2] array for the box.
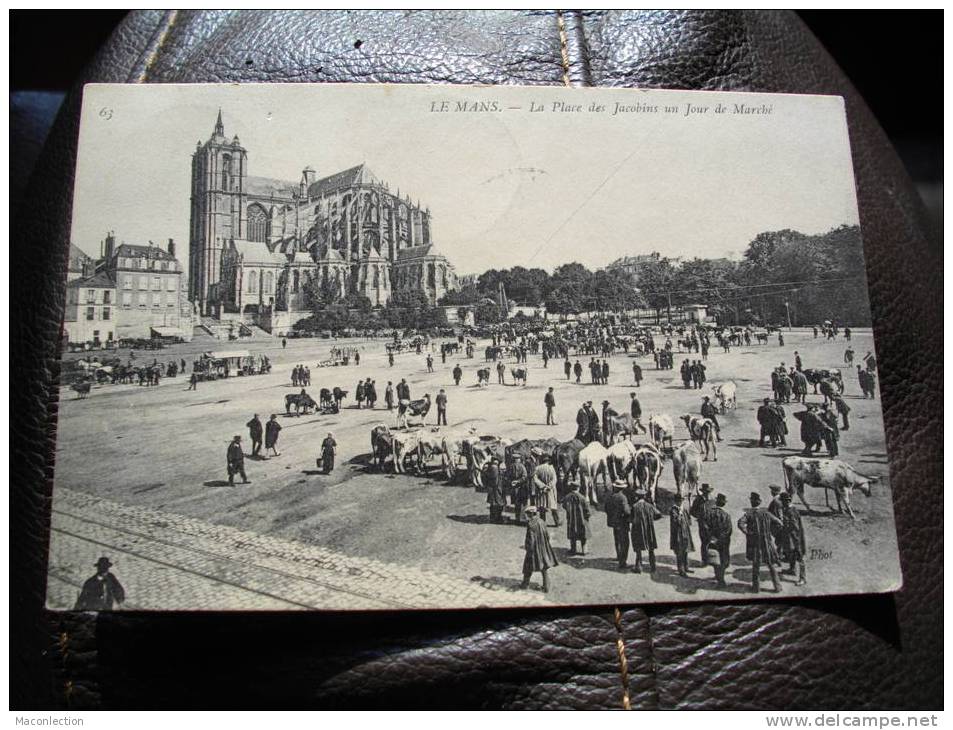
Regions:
[[12, 10, 941, 709]]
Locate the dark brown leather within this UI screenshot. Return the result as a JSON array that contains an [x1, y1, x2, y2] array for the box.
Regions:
[[13, 10, 941, 709]]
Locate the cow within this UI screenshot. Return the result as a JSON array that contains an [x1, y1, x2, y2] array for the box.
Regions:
[[755, 331, 769, 345], [397, 394, 431, 429], [602, 401, 642, 445], [606, 440, 638, 484], [463, 436, 510, 488], [370, 424, 393, 470], [648, 413, 675, 451], [415, 428, 449, 475], [71, 381, 92, 400], [552, 438, 585, 490], [476, 368, 491, 387], [633, 443, 664, 503], [577, 441, 610, 505], [803, 369, 844, 394], [391, 429, 423, 474], [671, 441, 702, 499], [681, 414, 717, 461], [284, 392, 317, 415], [510, 367, 528, 386], [332, 387, 349, 408], [505, 437, 561, 475], [319, 388, 334, 408], [781, 456, 878, 519], [712, 381, 738, 414]]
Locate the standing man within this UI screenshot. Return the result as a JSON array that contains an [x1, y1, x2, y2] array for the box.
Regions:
[[510, 454, 530, 524], [452, 363, 463, 386], [544, 387, 557, 426], [585, 401, 601, 445], [706, 493, 733, 588], [564, 358, 572, 381], [366, 379, 377, 409], [844, 345, 855, 366], [757, 398, 774, 447], [532, 454, 560, 527], [426, 353, 434, 373], [601, 359, 610, 386], [575, 402, 590, 443], [767, 484, 785, 563], [496, 360, 506, 385], [355, 379, 366, 409], [573, 360, 583, 384], [485, 457, 506, 523], [700, 396, 723, 441], [690, 484, 715, 565], [793, 405, 828, 455], [320, 432, 337, 474], [396, 378, 411, 402], [604, 480, 632, 570], [74, 557, 126, 611], [670, 495, 695, 577], [281, 337, 287, 349], [794, 351, 803, 371], [632, 361, 642, 387], [246, 414, 263, 457], [630, 489, 662, 573], [435, 389, 448, 426], [779, 492, 807, 586], [188, 371, 198, 390], [629, 392, 645, 434], [681, 359, 692, 388], [831, 392, 851, 430], [264, 414, 282, 458], [385, 381, 395, 410], [820, 404, 840, 457], [737, 492, 783, 593], [561, 482, 591, 555], [388, 351, 395, 367], [520, 506, 558, 593], [227, 435, 249, 485]]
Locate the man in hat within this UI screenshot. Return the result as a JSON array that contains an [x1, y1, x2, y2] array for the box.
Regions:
[[510, 453, 530, 524], [830, 392, 851, 430], [757, 398, 774, 447], [561, 481, 591, 555], [706, 493, 733, 587], [669, 494, 695, 577], [767, 484, 785, 564], [573, 359, 583, 383], [575, 402, 590, 443], [689, 484, 715, 566], [227, 435, 249, 486], [264, 414, 282, 457], [544, 387, 557, 426], [737, 492, 783, 593], [820, 404, 840, 457], [700, 396, 723, 441], [435, 389, 448, 426], [604, 480, 632, 569], [74, 557, 126, 611], [485, 457, 506, 523], [630, 489, 663, 573], [320, 432, 337, 474], [520, 506, 559, 593], [779, 492, 807, 586], [632, 361, 643, 387], [385, 381, 395, 410], [564, 358, 572, 381], [532, 454, 560, 527], [794, 351, 803, 371], [246, 413, 263, 457], [793, 405, 829, 455], [630, 392, 646, 434], [585, 401, 601, 445], [453, 363, 463, 386]]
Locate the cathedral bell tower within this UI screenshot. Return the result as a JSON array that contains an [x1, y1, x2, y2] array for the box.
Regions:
[[189, 109, 249, 315]]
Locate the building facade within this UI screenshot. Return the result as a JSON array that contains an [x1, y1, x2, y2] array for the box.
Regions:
[[64, 270, 117, 346], [605, 252, 661, 284], [189, 112, 457, 331]]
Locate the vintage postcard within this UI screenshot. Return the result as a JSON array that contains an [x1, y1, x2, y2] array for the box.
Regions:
[[48, 83, 900, 611]]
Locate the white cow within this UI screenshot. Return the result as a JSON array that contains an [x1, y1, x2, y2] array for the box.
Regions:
[[578, 441, 610, 505], [671, 441, 703, 499], [633, 443, 664, 503], [648, 413, 675, 450], [606, 440, 638, 484], [781, 456, 878, 519], [392, 429, 423, 473], [712, 381, 738, 413]]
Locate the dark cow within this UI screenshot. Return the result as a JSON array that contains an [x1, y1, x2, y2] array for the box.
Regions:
[[552, 438, 585, 490], [370, 424, 393, 470], [505, 437, 561, 475], [71, 382, 92, 400], [332, 387, 349, 408], [803, 369, 844, 394], [476, 368, 491, 387], [319, 388, 334, 408], [510, 367, 528, 386], [285, 392, 317, 415]]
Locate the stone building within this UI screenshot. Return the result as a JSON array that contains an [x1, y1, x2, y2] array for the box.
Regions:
[[189, 111, 457, 332], [605, 252, 661, 284], [63, 270, 117, 346]]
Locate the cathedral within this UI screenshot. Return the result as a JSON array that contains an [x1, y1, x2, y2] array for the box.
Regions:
[[189, 111, 457, 332]]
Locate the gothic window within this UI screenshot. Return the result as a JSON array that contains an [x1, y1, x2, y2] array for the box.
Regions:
[[248, 270, 258, 294], [222, 154, 232, 191], [247, 204, 269, 243], [292, 270, 300, 293], [263, 271, 274, 295], [373, 267, 380, 288], [428, 263, 436, 288]]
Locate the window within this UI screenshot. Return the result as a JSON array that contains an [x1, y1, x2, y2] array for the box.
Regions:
[[85, 289, 96, 303], [167, 291, 176, 307], [103, 291, 111, 304], [138, 276, 148, 290], [263, 271, 273, 295], [123, 276, 132, 290], [102, 307, 111, 321], [247, 204, 269, 243], [152, 292, 161, 307], [122, 291, 132, 307], [166, 278, 176, 291], [86, 307, 95, 321], [152, 276, 161, 291], [292, 270, 299, 293], [247, 270, 258, 294], [138, 292, 147, 308]]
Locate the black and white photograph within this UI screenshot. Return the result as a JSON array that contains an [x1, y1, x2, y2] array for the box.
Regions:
[[46, 82, 901, 611]]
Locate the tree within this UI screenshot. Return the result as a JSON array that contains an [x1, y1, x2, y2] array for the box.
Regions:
[[632, 254, 677, 321]]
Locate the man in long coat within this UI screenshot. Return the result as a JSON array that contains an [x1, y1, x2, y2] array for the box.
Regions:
[[689, 483, 715, 565], [830, 392, 851, 430], [737, 492, 783, 593], [320, 432, 337, 474], [669, 495, 695, 577], [706, 493, 733, 587], [532, 456, 560, 527], [355, 379, 365, 408], [520, 506, 559, 593], [485, 457, 506, 523], [768, 400, 788, 446], [365, 379, 377, 408], [544, 388, 557, 426], [630, 489, 662, 573], [820, 404, 840, 457], [604, 481, 632, 569], [561, 482, 591, 555], [575, 403, 590, 443], [585, 402, 601, 445], [74, 557, 126, 611], [779, 492, 807, 586], [564, 358, 572, 380], [264, 414, 282, 457], [632, 361, 642, 387], [793, 406, 829, 455], [246, 414, 263, 457], [767, 484, 785, 564], [509, 455, 530, 524], [227, 435, 249, 485], [757, 398, 774, 447], [385, 381, 395, 410], [453, 364, 463, 386]]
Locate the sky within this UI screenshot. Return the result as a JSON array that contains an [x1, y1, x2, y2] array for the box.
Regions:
[[72, 84, 861, 277]]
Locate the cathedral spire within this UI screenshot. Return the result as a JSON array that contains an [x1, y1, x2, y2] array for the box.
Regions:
[[214, 108, 224, 137]]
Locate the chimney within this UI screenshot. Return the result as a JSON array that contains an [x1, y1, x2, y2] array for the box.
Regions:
[[168, 238, 176, 258], [104, 231, 116, 260]]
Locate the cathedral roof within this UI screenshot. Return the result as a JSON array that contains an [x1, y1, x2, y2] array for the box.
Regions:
[[246, 176, 297, 198], [308, 164, 380, 197], [231, 239, 286, 265], [396, 244, 437, 261], [68, 270, 115, 289]]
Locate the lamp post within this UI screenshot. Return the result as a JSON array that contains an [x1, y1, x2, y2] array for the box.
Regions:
[[784, 300, 792, 330]]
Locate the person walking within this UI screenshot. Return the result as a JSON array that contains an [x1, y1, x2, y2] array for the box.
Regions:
[[388, 351, 395, 367], [604, 480, 632, 570], [544, 387, 557, 425], [435, 389, 448, 426], [700, 396, 723, 441], [738, 492, 783, 593], [246, 414, 263, 457], [519, 506, 558, 593], [820, 404, 840, 457], [831, 392, 851, 430], [532, 455, 560, 527], [561, 482, 591, 555], [320, 432, 337, 474], [670, 495, 695, 577], [227, 435, 249, 485], [757, 398, 774, 447], [188, 371, 198, 390], [705, 493, 733, 587], [632, 361, 642, 387], [74, 557, 126, 611], [779, 492, 807, 586], [264, 415, 282, 458], [630, 489, 662, 573]]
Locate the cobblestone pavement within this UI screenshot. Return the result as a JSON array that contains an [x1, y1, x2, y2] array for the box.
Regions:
[[48, 487, 551, 610]]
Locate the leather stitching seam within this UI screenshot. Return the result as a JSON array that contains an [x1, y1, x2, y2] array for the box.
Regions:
[[556, 10, 571, 87], [612, 608, 632, 710]]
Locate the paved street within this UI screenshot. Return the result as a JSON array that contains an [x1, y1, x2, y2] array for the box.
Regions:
[[48, 328, 900, 610]]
